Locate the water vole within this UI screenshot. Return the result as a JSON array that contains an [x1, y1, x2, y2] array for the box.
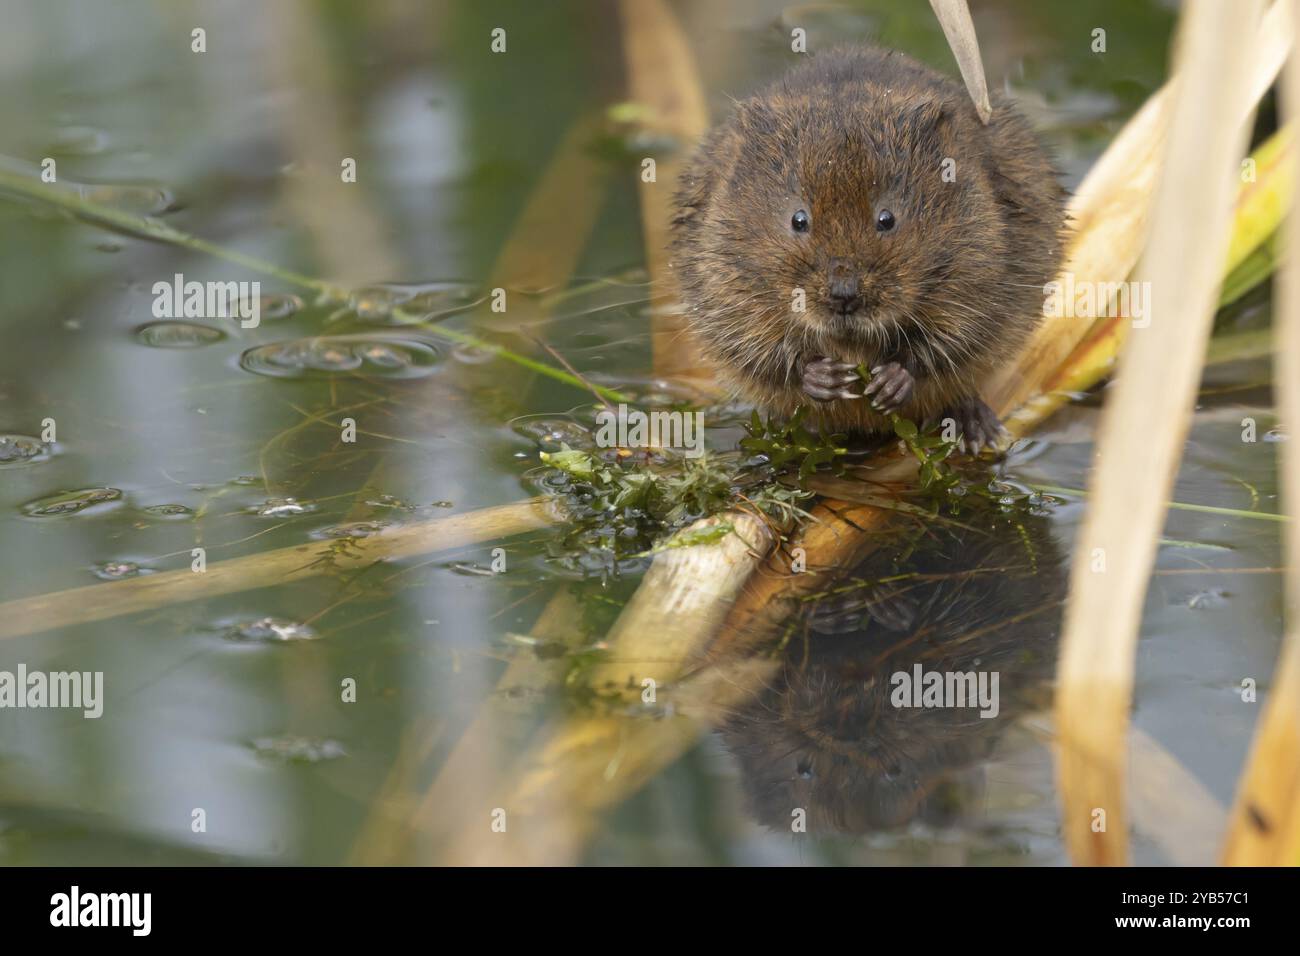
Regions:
[[671, 47, 1066, 450]]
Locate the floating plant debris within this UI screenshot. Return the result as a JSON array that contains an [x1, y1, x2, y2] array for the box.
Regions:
[[135, 321, 224, 348], [364, 494, 414, 511], [1186, 588, 1232, 610], [0, 435, 51, 468], [248, 497, 316, 517], [22, 487, 123, 517], [251, 736, 346, 763], [223, 617, 318, 643], [448, 561, 497, 577], [239, 335, 440, 380]]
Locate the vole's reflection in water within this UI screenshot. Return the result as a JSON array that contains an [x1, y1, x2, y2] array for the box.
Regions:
[[718, 502, 1066, 834]]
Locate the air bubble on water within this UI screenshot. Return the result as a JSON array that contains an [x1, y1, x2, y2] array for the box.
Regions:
[[224, 617, 319, 643], [251, 735, 346, 763], [242, 293, 302, 322], [249, 497, 316, 517], [527, 469, 572, 495], [348, 284, 415, 322], [311, 520, 389, 540], [0, 435, 52, 468], [135, 321, 225, 348], [451, 342, 498, 365], [93, 561, 148, 580], [231, 475, 260, 486], [510, 416, 592, 451], [22, 488, 123, 517], [406, 282, 484, 316], [356, 342, 409, 368], [1264, 426, 1288, 442], [239, 335, 440, 380], [76, 181, 174, 216], [352, 281, 484, 326], [142, 503, 195, 519]]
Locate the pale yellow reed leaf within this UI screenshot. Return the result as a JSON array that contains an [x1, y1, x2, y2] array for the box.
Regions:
[[989, 0, 1292, 421], [1054, 0, 1265, 867], [0, 500, 556, 642], [1222, 0, 1300, 866], [619, 0, 712, 377]]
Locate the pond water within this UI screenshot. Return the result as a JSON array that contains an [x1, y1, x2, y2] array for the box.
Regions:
[[0, 0, 1283, 865]]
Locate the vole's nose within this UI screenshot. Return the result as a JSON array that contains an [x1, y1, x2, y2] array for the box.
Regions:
[[826, 258, 862, 314]]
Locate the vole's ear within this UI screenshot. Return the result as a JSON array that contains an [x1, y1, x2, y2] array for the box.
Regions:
[[902, 98, 951, 145]]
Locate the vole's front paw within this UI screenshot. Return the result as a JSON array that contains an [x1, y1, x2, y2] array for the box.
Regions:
[[862, 361, 915, 413], [800, 355, 861, 402], [935, 395, 1007, 454]]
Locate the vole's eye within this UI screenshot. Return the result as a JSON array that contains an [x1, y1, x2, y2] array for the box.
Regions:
[[876, 209, 896, 232], [791, 209, 810, 233]]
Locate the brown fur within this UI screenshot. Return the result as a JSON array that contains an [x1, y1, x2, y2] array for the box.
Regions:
[[670, 46, 1066, 434]]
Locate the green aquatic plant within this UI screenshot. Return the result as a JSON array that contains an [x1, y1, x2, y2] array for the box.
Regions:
[[853, 363, 962, 494], [537, 438, 814, 578], [739, 407, 848, 479], [533, 388, 1063, 579]]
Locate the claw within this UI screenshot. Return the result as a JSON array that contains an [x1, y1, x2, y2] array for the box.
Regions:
[[801, 355, 864, 403], [939, 396, 1006, 455], [862, 361, 915, 414]]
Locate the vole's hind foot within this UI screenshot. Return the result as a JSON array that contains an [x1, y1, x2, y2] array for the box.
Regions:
[[863, 361, 915, 414], [800, 356, 861, 402], [934, 395, 1007, 455]]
